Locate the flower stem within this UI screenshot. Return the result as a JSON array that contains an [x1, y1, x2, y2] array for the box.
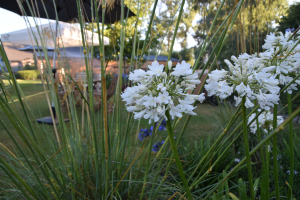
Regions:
[[242, 96, 254, 200], [165, 110, 193, 200], [272, 104, 280, 200], [140, 122, 156, 200], [203, 104, 300, 200], [265, 128, 271, 199], [287, 93, 294, 200]]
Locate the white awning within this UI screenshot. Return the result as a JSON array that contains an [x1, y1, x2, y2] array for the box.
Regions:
[[1, 21, 109, 48]]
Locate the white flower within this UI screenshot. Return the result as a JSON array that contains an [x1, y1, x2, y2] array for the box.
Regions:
[[245, 97, 255, 108], [171, 61, 193, 76], [168, 60, 172, 71], [255, 90, 279, 110], [144, 109, 160, 124], [205, 81, 219, 96], [206, 69, 227, 83], [122, 60, 204, 124], [129, 69, 148, 82], [248, 110, 283, 133], [133, 109, 147, 119], [156, 91, 171, 105], [205, 31, 300, 109], [143, 95, 157, 108], [148, 61, 164, 76], [234, 96, 242, 107], [194, 93, 206, 103], [169, 105, 183, 119], [235, 82, 247, 96]]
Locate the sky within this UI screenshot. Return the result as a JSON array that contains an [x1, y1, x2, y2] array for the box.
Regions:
[[0, 0, 299, 51]]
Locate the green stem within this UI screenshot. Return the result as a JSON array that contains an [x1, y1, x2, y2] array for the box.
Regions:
[[265, 128, 270, 199], [188, 109, 264, 192], [140, 0, 158, 57], [272, 105, 280, 200], [165, 110, 193, 200], [166, 0, 185, 72], [242, 96, 254, 200], [287, 93, 294, 200], [203, 105, 300, 200], [140, 123, 156, 200], [256, 105, 266, 199]]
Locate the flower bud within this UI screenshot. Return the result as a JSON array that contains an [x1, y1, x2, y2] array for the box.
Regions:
[[175, 77, 179, 84], [168, 60, 172, 71], [176, 84, 180, 91], [286, 46, 292, 52], [282, 42, 289, 51], [275, 46, 280, 54], [231, 56, 239, 64], [161, 72, 167, 78], [148, 90, 152, 95], [181, 81, 186, 87], [157, 105, 162, 113], [166, 84, 170, 89]]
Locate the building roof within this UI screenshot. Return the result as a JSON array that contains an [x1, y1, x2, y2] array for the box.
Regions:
[[143, 55, 181, 62], [18, 46, 55, 51], [35, 47, 89, 58], [1, 43, 34, 62]]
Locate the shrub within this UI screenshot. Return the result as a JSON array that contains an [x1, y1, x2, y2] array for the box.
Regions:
[[15, 70, 41, 80], [23, 64, 37, 70]]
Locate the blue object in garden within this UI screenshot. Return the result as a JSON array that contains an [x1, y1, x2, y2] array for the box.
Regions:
[[122, 73, 129, 79], [285, 28, 295, 33], [152, 141, 165, 153], [161, 119, 167, 126], [150, 126, 153, 132], [138, 128, 152, 141], [158, 126, 166, 131], [150, 119, 167, 132]]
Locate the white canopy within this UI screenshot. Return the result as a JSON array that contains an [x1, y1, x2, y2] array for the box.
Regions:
[[1, 21, 109, 48]]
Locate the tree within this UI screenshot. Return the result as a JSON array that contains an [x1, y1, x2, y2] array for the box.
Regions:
[[277, 2, 300, 32], [192, 0, 288, 70]]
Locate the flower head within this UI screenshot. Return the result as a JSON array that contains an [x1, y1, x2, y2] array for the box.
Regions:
[[248, 110, 284, 133], [122, 61, 205, 124], [205, 54, 280, 109]]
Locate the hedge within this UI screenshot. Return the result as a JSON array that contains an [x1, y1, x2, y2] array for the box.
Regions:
[[15, 70, 41, 80]]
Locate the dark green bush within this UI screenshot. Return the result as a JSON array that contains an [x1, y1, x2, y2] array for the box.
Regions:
[[15, 70, 41, 80], [24, 64, 37, 70]]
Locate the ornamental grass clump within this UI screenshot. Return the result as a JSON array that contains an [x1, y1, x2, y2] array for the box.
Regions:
[[121, 60, 205, 123]]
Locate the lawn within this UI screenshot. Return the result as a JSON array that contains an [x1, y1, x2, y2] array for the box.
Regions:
[[0, 79, 231, 151]]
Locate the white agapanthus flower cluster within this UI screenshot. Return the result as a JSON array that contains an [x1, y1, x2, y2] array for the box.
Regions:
[[205, 30, 300, 109], [247, 110, 284, 133], [205, 54, 281, 110], [259, 31, 300, 94], [121, 61, 205, 124]]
